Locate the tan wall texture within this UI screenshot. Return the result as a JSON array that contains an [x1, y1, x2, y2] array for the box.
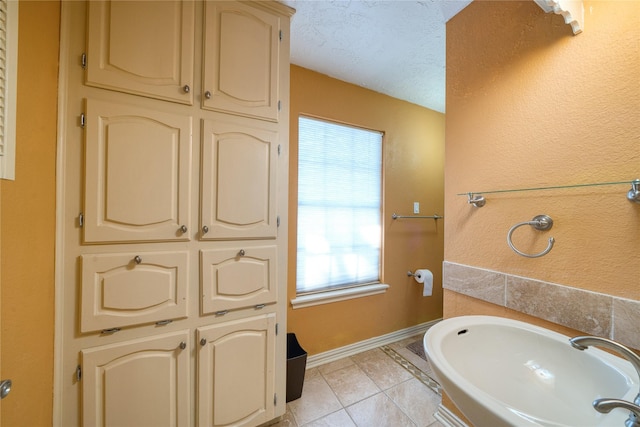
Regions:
[[288, 65, 446, 355], [445, 0, 639, 302], [1, 1, 60, 425]]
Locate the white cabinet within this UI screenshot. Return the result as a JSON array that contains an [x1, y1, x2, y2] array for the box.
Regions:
[[202, 1, 281, 121], [80, 251, 189, 333], [200, 246, 277, 315], [81, 331, 190, 427], [83, 98, 193, 243], [200, 116, 278, 240], [197, 314, 276, 427], [59, 1, 292, 426], [86, 0, 195, 104], [86, 0, 282, 120]]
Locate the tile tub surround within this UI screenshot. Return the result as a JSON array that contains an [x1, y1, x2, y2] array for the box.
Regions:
[[443, 261, 640, 350]]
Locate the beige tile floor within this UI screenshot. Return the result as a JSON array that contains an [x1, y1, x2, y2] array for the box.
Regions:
[[272, 335, 445, 427]]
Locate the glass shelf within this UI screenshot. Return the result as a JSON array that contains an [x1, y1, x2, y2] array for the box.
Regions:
[[458, 179, 639, 197]]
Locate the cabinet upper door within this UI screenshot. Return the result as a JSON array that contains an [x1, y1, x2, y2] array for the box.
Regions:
[[82, 331, 190, 427], [84, 99, 192, 243], [197, 314, 275, 427], [201, 117, 277, 240], [86, 0, 195, 104], [81, 251, 189, 333], [203, 1, 280, 121]]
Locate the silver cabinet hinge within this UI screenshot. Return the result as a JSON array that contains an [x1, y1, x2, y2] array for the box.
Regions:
[[279, 30, 282, 41], [78, 213, 84, 227], [275, 323, 279, 335], [274, 393, 277, 406], [76, 365, 82, 382], [81, 53, 87, 69], [80, 113, 86, 129], [278, 100, 281, 111], [277, 144, 281, 156], [277, 216, 280, 228]]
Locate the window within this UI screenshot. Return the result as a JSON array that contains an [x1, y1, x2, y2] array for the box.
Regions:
[[296, 116, 383, 295]]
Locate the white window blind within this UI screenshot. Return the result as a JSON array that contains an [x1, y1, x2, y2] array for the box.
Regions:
[[297, 116, 382, 294]]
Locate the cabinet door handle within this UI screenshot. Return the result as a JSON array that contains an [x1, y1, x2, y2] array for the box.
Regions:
[[238, 249, 245, 257], [202, 225, 209, 234], [156, 319, 172, 326], [179, 225, 187, 233], [255, 304, 266, 310], [215, 310, 228, 316], [183, 85, 190, 93], [134, 255, 142, 264], [0, 380, 12, 399], [200, 338, 207, 346], [204, 90, 212, 99], [179, 341, 187, 350], [101, 327, 121, 335]]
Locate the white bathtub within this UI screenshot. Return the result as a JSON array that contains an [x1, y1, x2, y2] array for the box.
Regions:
[[424, 315, 637, 427]]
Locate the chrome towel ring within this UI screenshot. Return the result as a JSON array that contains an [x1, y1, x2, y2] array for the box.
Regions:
[[507, 215, 555, 258]]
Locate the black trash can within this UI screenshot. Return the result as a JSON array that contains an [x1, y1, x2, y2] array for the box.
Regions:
[[286, 333, 307, 402]]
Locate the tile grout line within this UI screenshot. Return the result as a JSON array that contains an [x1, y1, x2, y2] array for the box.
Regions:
[[379, 344, 442, 396]]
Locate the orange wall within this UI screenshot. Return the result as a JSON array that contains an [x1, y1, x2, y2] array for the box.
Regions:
[[0, 1, 60, 425], [444, 2, 639, 332], [288, 65, 445, 355]]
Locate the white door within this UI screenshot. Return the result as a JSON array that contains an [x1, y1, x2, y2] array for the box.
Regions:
[[197, 314, 276, 427], [81, 331, 190, 427], [202, 0, 281, 121]]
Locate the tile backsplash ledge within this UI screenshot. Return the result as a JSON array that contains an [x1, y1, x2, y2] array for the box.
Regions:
[[443, 261, 640, 350]]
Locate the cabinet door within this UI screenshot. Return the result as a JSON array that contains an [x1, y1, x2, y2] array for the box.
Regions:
[[200, 246, 276, 315], [86, 0, 195, 104], [197, 314, 276, 427], [201, 117, 277, 240], [81, 251, 189, 333], [84, 99, 192, 243], [82, 331, 190, 427], [203, 1, 280, 121]]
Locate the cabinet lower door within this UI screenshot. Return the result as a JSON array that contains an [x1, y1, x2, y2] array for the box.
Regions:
[[197, 314, 276, 427], [81, 331, 190, 427]]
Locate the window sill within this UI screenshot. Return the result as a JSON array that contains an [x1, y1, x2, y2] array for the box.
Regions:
[[290, 283, 389, 309]]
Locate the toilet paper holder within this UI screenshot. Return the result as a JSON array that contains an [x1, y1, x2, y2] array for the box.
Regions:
[[407, 270, 423, 279]]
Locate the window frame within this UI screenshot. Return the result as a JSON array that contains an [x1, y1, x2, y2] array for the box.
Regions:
[[293, 115, 387, 306]]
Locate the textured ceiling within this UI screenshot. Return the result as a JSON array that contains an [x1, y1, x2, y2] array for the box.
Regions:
[[281, 0, 472, 113]]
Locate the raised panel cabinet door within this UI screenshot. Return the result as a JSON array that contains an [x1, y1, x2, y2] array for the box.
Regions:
[[203, 1, 280, 121], [80, 251, 189, 333], [197, 314, 276, 427], [81, 331, 190, 427], [201, 117, 277, 240], [86, 0, 195, 104], [200, 246, 276, 315], [84, 98, 192, 243]]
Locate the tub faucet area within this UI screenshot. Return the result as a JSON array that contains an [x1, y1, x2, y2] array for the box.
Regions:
[[570, 336, 640, 427]]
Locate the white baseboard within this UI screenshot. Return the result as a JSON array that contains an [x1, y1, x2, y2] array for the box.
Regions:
[[434, 404, 469, 427], [305, 318, 441, 369]]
